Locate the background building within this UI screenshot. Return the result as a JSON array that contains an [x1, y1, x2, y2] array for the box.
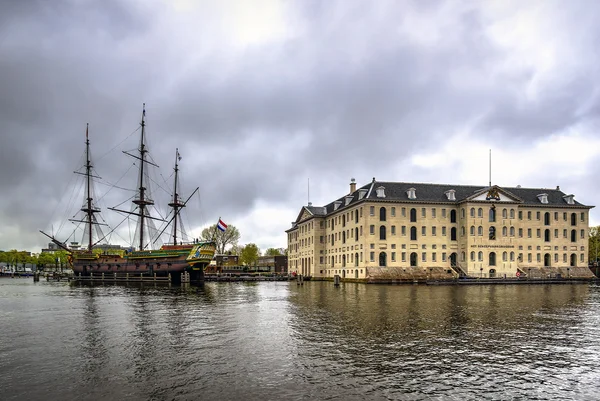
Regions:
[[286, 178, 594, 281], [256, 255, 288, 274]]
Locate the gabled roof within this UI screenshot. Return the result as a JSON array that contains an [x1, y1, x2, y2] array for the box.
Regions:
[[464, 185, 523, 202], [287, 180, 592, 230]]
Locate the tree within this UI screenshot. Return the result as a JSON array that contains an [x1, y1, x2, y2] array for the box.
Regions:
[[590, 226, 600, 264], [264, 248, 283, 256], [200, 224, 241, 255], [239, 243, 260, 267], [229, 243, 242, 256], [37, 253, 56, 268]]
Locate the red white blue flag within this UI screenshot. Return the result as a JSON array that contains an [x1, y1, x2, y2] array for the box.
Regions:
[[217, 219, 227, 232]]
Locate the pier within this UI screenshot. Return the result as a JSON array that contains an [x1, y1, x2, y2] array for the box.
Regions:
[[71, 272, 171, 283]]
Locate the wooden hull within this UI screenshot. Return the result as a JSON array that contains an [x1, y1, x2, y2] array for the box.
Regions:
[[71, 242, 216, 283]]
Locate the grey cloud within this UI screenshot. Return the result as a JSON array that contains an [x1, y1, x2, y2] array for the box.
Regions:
[[1, 0, 600, 251]]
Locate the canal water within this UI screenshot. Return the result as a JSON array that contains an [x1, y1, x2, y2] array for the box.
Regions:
[[1, 279, 599, 400]]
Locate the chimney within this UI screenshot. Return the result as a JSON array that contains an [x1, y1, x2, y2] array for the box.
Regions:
[[556, 185, 560, 191], [350, 178, 356, 194]]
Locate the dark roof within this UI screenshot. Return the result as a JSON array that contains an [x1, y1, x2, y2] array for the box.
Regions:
[[321, 181, 591, 214], [288, 180, 592, 228], [306, 205, 327, 216]]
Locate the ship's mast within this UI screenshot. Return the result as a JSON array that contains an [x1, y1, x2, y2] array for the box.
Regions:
[[132, 104, 154, 251], [45, 124, 106, 252], [108, 104, 164, 251], [84, 124, 94, 251], [73, 123, 102, 251], [168, 148, 185, 246]]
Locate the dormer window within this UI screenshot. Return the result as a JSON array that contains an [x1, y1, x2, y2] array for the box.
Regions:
[[537, 193, 548, 204], [445, 189, 456, 201], [333, 201, 342, 210], [407, 187, 416, 200], [345, 196, 353, 206], [358, 189, 368, 200], [376, 186, 386, 198], [563, 194, 574, 205]]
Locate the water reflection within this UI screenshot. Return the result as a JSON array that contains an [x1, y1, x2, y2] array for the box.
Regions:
[[288, 283, 595, 400], [1, 280, 599, 401]]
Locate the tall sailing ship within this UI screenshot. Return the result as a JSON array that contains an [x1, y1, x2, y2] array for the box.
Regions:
[[40, 105, 216, 283]]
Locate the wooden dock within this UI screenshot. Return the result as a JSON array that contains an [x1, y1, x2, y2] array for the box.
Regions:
[[70, 272, 171, 283], [203, 274, 295, 282]]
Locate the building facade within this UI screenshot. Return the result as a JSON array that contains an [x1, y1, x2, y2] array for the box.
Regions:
[[286, 179, 594, 280], [257, 255, 288, 273]]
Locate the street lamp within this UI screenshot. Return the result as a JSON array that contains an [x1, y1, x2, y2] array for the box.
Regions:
[[480, 267, 483, 279]]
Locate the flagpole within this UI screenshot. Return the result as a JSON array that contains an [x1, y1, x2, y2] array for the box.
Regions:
[[214, 217, 221, 273], [213, 217, 220, 242]]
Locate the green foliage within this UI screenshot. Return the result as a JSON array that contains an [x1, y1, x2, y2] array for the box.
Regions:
[[200, 223, 241, 255], [264, 247, 282, 256], [239, 243, 260, 266], [37, 253, 56, 266], [229, 243, 242, 256], [590, 227, 599, 262]]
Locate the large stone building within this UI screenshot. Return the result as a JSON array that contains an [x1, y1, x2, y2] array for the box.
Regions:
[[286, 178, 595, 281]]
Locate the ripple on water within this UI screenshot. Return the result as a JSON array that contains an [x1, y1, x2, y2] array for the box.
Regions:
[[1, 280, 600, 400]]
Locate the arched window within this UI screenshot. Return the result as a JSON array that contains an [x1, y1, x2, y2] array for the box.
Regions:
[[489, 226, 496, 240], [470, 226, 475, 235], [544, 212, 550, 226], [502, 226, 507, 236], [478, 251, 483, 261], [570, 253, 577, 267], [450, 210, 457, 223], [470, 251, 475, 261], [380, 207, 386, 222], [478, 226, 483, 236], [342, 215, 346, 227], [510, 209, 515, 219], [461, 226, 465, 236], [470, 207, 475, 217], [510, 226, 515, 236], [342, 254, 346, 267], [502, 251, 507, 262], [502, 208, 507, 219], [379, 252, 387, 267], [544, 229, 550, 242], [489, 207, 496, 222], [544, 253, 551, 267], [410, 252, 418, 267], [355, 211, 359, 224], [410, 226, 417, 241], [451, 227, 457, 241], [379, 225, 386, 240], [355, 227, 358, 241], [342, 231, 346, 243], [571, 213, 577, 226], [489, 252, 496, 266], [355, 253, 359, 267], [571, 229, 576, 242], [510, 251, 515, 261], [478, 208, 483, 218], [410, 208, 417, 222], [461, 208, 465, 219]]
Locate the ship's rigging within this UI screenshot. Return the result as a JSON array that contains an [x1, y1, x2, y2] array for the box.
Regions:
[[41, 104, 199, 252]]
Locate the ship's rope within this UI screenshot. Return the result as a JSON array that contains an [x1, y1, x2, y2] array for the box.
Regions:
[[96, 126, 141, 162]]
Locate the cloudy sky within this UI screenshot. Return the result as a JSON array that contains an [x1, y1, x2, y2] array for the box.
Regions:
[[1, 0, 599, 253]]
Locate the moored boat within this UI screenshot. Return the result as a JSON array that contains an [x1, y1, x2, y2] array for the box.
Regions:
[[41, 105, 216, 283]]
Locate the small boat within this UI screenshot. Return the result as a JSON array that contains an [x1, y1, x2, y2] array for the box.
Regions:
[[41, 105, 216, 283]]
